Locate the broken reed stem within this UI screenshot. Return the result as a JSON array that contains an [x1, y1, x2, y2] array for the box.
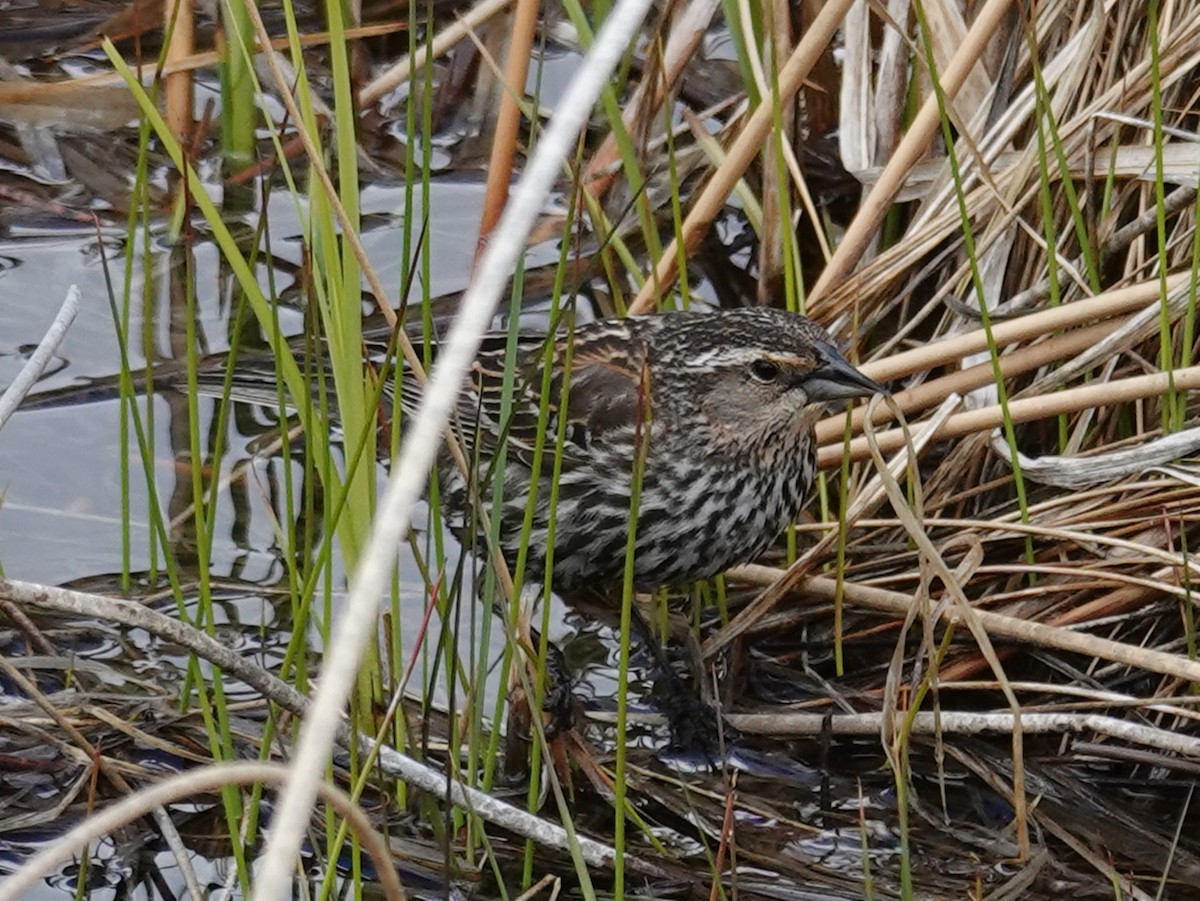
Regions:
[[627, 0, 857, 313], [358, 0, 515, 106], [811, 273, 1188, 447], [807, 0, 1019, 302], [581, 0, 720, 201]]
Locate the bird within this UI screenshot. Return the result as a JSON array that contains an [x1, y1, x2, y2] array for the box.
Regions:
[[206, 306, 884, 753], [384, 306, 884, 594]]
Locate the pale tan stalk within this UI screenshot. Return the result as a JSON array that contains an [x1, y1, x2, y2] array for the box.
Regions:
[[814, 318, 1123, 445], [725, 566, 1200, 686], [581, 0, 722, 200], [476, 0, 541, 253], [818, 365, 1200, 467], [164, 0, 194, 141], [855, 273, 1189, 384], [358, 0, 515, 106], [755, 0, 796, 302]]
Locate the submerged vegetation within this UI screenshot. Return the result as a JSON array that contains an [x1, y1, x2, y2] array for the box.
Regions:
[[2, 0, 1200, 898]]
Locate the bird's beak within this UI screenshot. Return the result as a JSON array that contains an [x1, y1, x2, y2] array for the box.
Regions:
[[804, 343, 886, 402]]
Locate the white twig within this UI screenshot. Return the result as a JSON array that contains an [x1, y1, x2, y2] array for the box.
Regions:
[[249, 0, 656, 894], [0, 285, 80, 429], [589, 708, 1200, 757], [991, 426, 1200, 488], [726, 711, 1200, 757]]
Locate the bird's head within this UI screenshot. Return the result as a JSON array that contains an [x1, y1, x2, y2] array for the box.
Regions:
[[650, 308, 884, 452]]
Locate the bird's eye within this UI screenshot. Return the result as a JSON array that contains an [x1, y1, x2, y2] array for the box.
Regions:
[[749, 359, 781, 383]]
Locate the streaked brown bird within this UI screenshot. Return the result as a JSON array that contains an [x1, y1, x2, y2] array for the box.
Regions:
[[393, 306, 883, 592], [205, 306, 883, 751], [207, 307, 881, 592]]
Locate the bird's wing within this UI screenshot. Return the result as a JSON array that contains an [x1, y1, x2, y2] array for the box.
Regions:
[[371, 332, 566, 462], [554, 338, 649, 450], [457, 330, 649, 468], [372, 326, 653, 471]]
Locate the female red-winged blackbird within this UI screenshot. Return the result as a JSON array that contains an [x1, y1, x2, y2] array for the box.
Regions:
[[207, 307, 882, 753], [386, 307, 883, 592]]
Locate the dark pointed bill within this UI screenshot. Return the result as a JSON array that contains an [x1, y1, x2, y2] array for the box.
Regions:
[[804, 342, 886, 402]]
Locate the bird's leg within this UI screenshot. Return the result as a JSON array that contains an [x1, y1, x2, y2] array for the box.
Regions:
[[628, 606, 738, 766], [562, 589, 737, 765], [527, 624, 578, 739], [501, 588, 578, 784]]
